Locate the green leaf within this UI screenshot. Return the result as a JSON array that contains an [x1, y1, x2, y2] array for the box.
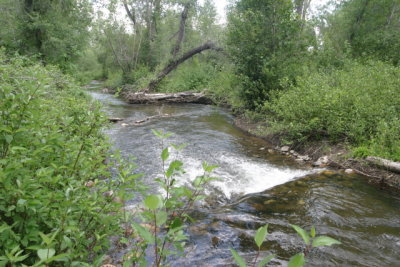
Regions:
[[254, 224, 268, 248], [151, 129, 162, 138], [46, 253, 70, 263], [5, 135, 13, 144], [310, 226, 316, 238], [132, 222, 153, 244], [193, 176, 203, 187], [161, 148, 169, 162], [230, 248, 247, 267], [0, 223, 12, 233], [166, 160, 183, 178], [171, 143, 188, 151], [257, 254, 275, 267], [202, 162, 218, 173], [291, 224, 310, 245], [144, 194, 163, 210], [288, 253, 305, 267], [155, 211, 168, 226], [39, 232, 52, 246], [312, 236, 341, 247], [170, 218, 183, 229], [37, 248, 55, 261]]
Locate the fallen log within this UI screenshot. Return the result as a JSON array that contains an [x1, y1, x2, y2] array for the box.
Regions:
[[124, 91, 212, 105], [366, 156, 400, 174]]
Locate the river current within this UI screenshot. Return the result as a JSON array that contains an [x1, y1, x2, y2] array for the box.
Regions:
[[88, 85, 400, 267]]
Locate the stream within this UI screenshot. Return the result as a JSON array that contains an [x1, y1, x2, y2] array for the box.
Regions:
[[87, 83, 400, 267]]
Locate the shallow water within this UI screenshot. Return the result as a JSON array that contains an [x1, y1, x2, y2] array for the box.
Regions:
[[88, 85, 400, 267]]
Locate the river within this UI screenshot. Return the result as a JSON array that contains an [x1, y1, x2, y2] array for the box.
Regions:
[[88, 84, 400, 267]]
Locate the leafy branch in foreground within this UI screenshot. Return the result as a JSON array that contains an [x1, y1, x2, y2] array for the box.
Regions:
[[121, 129, 219, 267], [230, 224, 341, 267]]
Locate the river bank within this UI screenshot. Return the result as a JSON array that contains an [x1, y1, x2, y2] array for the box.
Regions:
[[234, 115, 400, 190]]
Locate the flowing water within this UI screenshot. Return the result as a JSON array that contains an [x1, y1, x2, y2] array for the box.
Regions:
[[87, 83, 400, 267]]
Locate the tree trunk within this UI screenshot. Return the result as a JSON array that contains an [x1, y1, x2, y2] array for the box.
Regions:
[[172, 2, 190, 58], [366, 156, 400, 174], [122, 0, 138, 34], [144, 41, 221, 92], [124, 91, 212, 104]]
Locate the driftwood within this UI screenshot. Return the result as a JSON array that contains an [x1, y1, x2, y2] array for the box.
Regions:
[[366, 156, 400, 174], [121, 114, 171, 126], [124, 91, 212, 104]]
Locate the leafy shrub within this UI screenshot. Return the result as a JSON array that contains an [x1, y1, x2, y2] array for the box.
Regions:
[[265, 60, 400, 160], [75, 49, 104, 84], [207, 65, 245, 110], [0, 51, 138, 265], [158, 58, 216, 93], [121, 130, 220, 266], [104, 69, 124, 89]]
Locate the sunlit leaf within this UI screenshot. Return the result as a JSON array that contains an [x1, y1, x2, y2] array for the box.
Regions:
[[230, 248, 247, 267], [312, 236, 341, 247], [144, 195, 163, 210], [288, 253, 305, 267], [37, 248, 55, 261], [254, 225, 268, 248], [161, 148, 169, 161], [310, 226, 316, 238], [257, 254, 275, 267], [132, 222, 153, 244], [291, 224, 310, 245]]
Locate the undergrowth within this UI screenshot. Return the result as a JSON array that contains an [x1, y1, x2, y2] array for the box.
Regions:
[[264, 60, 400, 161], [0, 51, 139, 266]]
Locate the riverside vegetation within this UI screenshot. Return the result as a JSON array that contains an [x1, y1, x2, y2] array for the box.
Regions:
[[74, 0, 399, 162], [0, 0, 398, 265], [0, 55, 339, 264]]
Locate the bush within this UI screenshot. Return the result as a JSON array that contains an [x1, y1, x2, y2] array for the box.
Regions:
[[265, 60, 400, 160], [157, 58, 216, 93], [0, 52, 137, 265], [74, 49, 104, 84]]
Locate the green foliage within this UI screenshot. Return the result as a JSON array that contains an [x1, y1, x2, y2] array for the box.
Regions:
[[265, 60, 400, 160], [119, 130, 220, 266], [0, 0, 92, 70], [230, 248, 247, 267], [158, 58, 216, 93], [312, 236, 341, 248], [104, 70, 125, 89], [322, 0, 400, 65], [287, 253, 305, 267], [0, 52, 140, 265], [291, 224, 310, 245], [226, 0, 315, 109], [74, 49, 104, 84], [254, 225, 269, 248]]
